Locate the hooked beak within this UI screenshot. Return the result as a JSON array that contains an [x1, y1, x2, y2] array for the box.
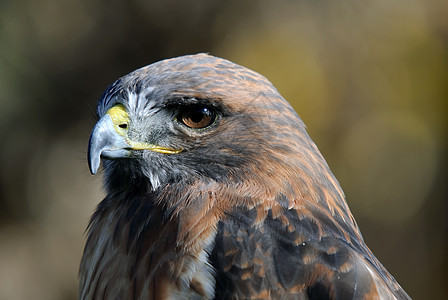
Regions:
[[88, 114, 131, 174], [88, 104, 183, 175]]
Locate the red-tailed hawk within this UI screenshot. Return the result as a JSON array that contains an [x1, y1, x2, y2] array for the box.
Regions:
[[80, 54, 410, 299]]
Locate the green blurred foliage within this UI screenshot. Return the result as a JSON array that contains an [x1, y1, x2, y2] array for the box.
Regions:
[[0, 0, 447, 299]]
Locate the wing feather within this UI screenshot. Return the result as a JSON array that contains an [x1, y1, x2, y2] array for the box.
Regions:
[[211, 205, 410, 299]]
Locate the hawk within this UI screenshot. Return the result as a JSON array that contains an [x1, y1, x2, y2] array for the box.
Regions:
[[80, 54, 410, 299]]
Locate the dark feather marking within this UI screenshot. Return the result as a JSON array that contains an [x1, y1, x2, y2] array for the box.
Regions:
[[276, 193, 289, 209], [101, 283, 108, 300], [92, 269, 104, 299], [307, 281, 332, 300], [84, 240, 107, 298]]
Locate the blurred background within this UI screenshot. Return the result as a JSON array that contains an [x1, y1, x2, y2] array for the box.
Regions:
[[0, 0, 447, 299]]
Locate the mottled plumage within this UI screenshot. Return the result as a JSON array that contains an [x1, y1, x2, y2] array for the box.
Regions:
[[80, 54, 410, 299]]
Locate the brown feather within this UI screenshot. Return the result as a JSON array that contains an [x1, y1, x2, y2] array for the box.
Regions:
[[80, 54, 410, 299]]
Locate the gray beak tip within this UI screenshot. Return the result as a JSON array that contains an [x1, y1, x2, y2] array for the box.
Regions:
[[88, 132, 101, 175]]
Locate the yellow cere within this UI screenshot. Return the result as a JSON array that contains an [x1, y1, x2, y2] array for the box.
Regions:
[[106, 104, 130, 136], [106, 104, 183, 154]]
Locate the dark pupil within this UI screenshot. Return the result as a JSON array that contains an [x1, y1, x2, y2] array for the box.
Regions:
[[179, 106, 215, 129], [190, 108, 208, 123]]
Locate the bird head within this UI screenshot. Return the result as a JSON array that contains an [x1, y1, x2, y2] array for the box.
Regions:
[[88, 54, 345, 213]]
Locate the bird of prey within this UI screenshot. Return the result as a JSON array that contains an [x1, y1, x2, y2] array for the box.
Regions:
[[80, 54, 410, 299]]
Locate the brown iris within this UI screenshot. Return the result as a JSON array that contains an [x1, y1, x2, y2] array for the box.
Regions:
[[178, 106, 215, 129]]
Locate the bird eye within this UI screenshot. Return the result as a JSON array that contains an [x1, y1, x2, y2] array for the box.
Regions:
[[177, 106, 216, 129]]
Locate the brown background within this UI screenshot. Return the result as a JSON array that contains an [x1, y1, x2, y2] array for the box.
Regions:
[[0, 0, 447, 299]]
